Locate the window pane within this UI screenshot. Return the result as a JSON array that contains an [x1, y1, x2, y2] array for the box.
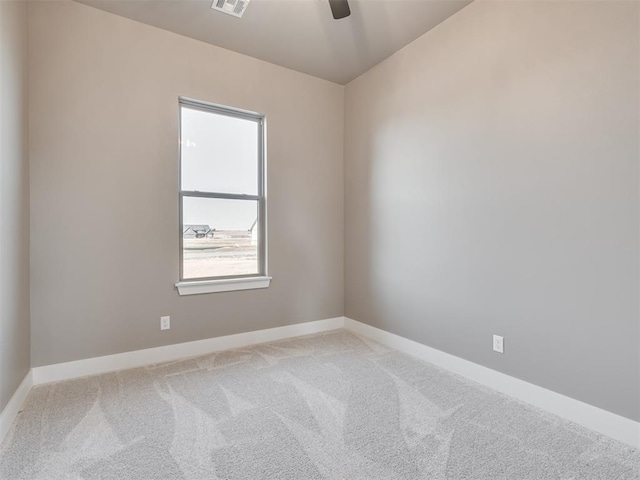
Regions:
[[182, 197, 259, 279], [181, 107, 259, 195]]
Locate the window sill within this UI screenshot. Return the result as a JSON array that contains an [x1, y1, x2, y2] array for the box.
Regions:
[[175, 276, 272, 296]]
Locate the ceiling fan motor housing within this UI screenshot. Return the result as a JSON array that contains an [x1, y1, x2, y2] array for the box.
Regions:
[[329, 0, 351, 20]]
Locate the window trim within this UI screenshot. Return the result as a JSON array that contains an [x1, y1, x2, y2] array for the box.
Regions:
[[175, 276, 272, 296], [176, 97, 268, 294]]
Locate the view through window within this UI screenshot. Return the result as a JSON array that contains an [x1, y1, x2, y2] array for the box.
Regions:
[[179, 99, 265, 281]]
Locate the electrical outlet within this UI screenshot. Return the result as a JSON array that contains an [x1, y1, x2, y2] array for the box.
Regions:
[[160, 316, 171, 331], [493, 335, 504, 353]]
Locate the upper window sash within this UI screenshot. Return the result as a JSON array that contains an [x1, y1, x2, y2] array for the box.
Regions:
[[179, 99, 264, 197]]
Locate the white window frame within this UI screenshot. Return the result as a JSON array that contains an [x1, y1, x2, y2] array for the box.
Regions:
[[175, 97, 270, 295]]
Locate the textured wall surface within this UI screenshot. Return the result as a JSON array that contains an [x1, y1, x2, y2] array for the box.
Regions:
[[345, 0, 640, 421], [29, 1, 344, 367], [0, 0, 30, 411]]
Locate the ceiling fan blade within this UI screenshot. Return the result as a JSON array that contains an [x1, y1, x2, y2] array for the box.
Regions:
[[329, 0, 351, 19]]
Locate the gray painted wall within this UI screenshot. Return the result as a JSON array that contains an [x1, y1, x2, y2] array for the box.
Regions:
[[29, 1, 344, 367], [0, 0, 30, 412], [26, 0, 640, 423], [345, 0, 640, 421]]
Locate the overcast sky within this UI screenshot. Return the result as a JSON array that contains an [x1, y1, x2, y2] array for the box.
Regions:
[[181, 106, 259, 230]]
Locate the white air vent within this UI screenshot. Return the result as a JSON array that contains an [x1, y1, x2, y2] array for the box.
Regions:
[[211, 0, 250, 18]]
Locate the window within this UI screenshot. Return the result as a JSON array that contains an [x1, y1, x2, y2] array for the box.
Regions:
[[175, 98, 269, 295]]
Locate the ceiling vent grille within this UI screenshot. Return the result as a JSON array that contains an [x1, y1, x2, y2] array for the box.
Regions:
[[211, 0, 250, 18]]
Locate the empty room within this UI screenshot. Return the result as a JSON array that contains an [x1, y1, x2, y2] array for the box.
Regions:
[[1, 0, 639, 478]]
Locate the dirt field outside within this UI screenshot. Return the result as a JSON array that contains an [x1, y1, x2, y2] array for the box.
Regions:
[[183, 230, 257, 279]]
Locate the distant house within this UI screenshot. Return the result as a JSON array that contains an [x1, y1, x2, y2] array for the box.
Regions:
[[183, 225, 214, 239]]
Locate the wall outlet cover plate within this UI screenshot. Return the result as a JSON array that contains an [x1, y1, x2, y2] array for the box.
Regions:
[[493, 334, 504, 353]]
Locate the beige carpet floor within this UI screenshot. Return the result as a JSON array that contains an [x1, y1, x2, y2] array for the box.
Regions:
[[0, 330, 638, 479]]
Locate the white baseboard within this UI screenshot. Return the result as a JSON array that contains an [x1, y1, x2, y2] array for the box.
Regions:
[[0, 371, 33, 446], [344, 317, 640, 449], [32, 317, 345, 385]]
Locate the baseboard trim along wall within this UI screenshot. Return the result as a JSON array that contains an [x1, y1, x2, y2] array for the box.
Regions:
[[4, 316, 638, 450], [343, 317, 640, 449], [31, 317, 345, 385], [0, 371, 33, 446]]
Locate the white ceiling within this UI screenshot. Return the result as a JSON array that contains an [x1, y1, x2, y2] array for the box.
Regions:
[[74, 0, 472, 85]]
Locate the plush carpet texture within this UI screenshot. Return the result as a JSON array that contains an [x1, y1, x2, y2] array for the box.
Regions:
[[1, 330, 638, 479]]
